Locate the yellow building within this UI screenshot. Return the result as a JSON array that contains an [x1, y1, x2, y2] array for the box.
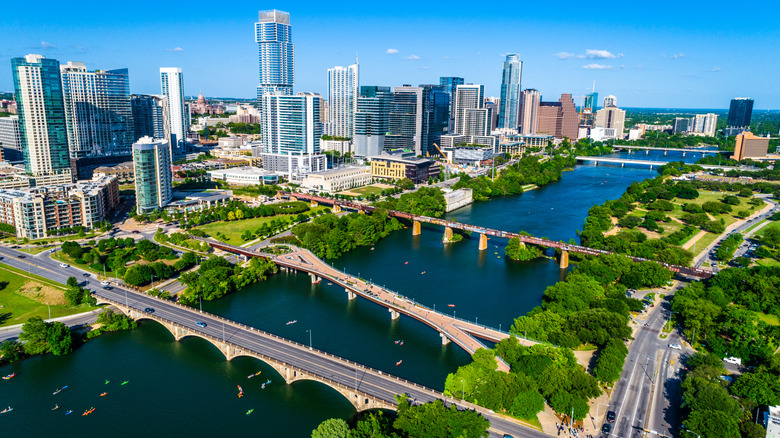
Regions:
[[369, 151, 440, 183]]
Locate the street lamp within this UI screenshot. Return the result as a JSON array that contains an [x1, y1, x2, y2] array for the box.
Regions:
[[306, 329, 312, 350]]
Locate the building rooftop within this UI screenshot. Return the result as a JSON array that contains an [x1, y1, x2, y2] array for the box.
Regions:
[[208, 166, 276, 177], [373, 150, 435, 165], [306, 166, 369, 177]]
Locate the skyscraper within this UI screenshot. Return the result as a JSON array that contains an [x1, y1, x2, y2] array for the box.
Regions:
[[327, 63, 358, 138], [420, 84, 449, 156], [260, 92, 322, 155], [256, 10, 293, 100], [0, 116, 22, 161], [387, 86, 424, 155], [603, 95, 617, 108], [160, 67, 187, 156], [454, 84, 485, 135], [538, 94, 578, 140], [727, 98, 753, 128], [60, 62, 133, 160], [498, 54, 522, 130], [519, 89, 541, 135], [439, 76, 464, 130], [354, 86, 393, 157], [131, 94, 169, 142], [132, 136, 172, 213], [11, 54, 72, 181], [595, 105, 626, 137], [692, 113, 718, 137], [583, 92, 598, 111]]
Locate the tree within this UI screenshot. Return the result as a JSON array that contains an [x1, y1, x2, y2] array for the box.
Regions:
[[46, 322, 73, 356], [394, 395, 489, 438], [311, 418, 349, 438], [19, 317, 50, 355], [0, 340, 24, 364]]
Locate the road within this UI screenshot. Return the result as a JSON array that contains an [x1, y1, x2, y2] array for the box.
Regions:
[[0, 247, 543, 438]]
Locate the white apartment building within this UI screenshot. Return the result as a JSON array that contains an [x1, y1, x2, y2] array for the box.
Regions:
[[327, 63, 359, 138]]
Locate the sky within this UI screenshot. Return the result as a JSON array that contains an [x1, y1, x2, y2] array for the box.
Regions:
[[2, 0, 779, 109]]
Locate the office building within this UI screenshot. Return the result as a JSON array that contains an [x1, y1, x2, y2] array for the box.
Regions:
[[60, 62, 133, 160], [498, 54, 522, 130], [420, 84, 449, 156], [301, 166, 371, 192], [672, 117, 690, 134], [732, 131, 769, 161], [131, 94, 169, 142], [11, 54, 73, 183], [440, 76, 464, 130], [327, 63, 359, 138], [370, 150, 440, 183], [583, 91, 598, 111], [387, 86, 424, 155], [255, 10, 293, 100], [595, 105, 626, 138], [603, 95, 617, 108], [354, 86, 393, 157], [454, 84, 484, 135], [692, 113, 718, 137], [208, 166, 279, 186], [0, 116, 23, 161], [727, 98, 753, 128], [160, 68, 187, 156], [132, 136, 172, 213], [537, 94, 578, 139], [519, 89, 541, 135], [485, 99, 500, 132]]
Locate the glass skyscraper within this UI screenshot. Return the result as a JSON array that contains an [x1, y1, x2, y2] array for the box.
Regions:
[[259, 92, 322, 155], [387, 86, 423, 154], [354, 86, 393, 157], [499, 54, 522, 130], [256, 10, 294, 101], [727, 98, 753, 128], [11, 54, 72, 180], [439, 76, 464, 130], [420, 85, 449, 157], [60, 62, 133, 160], [132, 136, 172, 213], [131, 94, 169, 142], [160, 68, 187, 156]]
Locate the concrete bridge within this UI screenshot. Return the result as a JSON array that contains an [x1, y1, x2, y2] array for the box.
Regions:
[[283, 192, 714, 279], [192, 238, 534, 372], [575, 156, 734, 172], [610, 145, 724, 156]]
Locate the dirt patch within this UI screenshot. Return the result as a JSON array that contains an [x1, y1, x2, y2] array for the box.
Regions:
[[15, 281, 66, 305], [573, 349, 598, 372]]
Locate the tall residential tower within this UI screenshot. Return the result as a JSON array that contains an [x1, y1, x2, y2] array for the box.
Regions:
[[159, 67, 187, 156], [498, 54, 522, 130], [327, 63, 359, 138], [255, 10, 294, 100]]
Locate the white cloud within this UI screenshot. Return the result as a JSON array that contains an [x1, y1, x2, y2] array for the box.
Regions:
[[712, 67, 722, 72], [40, 41, 56, 49], [420, 66, 430, 70], [165, 46, 184, 52], [405, 54, 420, 60], [386, 48, 399, 54], [671, 53, 685, 59], [554, 52, 577, 59], [585, 49, 622, 59], [582, 64, 614, 70]]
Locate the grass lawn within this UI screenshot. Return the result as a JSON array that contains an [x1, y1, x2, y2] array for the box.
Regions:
[[755, 257, 780, 267], [0, 264, 98, 327], [690, 231, 720, 257], [340, 185, 386, 196], [753, 221, 780, 237], [196, 207, 328, 245], [743, 218, 769, 235], [752, 311, 780, 326]]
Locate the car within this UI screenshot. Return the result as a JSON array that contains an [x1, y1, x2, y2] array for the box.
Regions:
[[100, 281, 110, 286], [668, 343, 682, 350], [196, 321, 207, 328], [711, 262, 717, 266], [503, 435, 515, 438], [606, 411, 616, 423], [59, 263, 69, 268], [17, 255, 25, 258], [723, 356, 742, 365], [144, 307, 154, 313], [83, 273, 91, 277], [131, 230, 140, 234], [102, 286, 112, 290], [602, 423, 612, 435]]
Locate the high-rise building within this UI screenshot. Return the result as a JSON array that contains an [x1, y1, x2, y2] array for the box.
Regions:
[[727, 98, 753, 128], [454, 84, 486, 136], [11, 54, 72, 182], [159, 68, 187, 156], [0, 115, 23, 161], [732, 131, 769, 160], [327, 63, 358, 138], [537, 94, 578, 140], [354, 86, 393, 157], [672, 117, 690, 134], [691, 113, 718, 137], [583, 91, 599, 111], [595, 105, 626, 138], [420, 84, 450, 156], [259, 92, 322, 155], [256, 10, 293, 100], [498, 54, 522, 130], [60, 62, 133, 160], [387, 86, 424, 154], [603, 95, 617, 108], [519, 89, 541, 135], [131, 94, 169, 142], [132, 136, 172, 213], [439, 76, 464, 130]]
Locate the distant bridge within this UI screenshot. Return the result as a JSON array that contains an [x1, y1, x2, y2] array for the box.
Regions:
[[610, 145, 725, 155], [575, 156, 735, 171], [283, 192, 714, 279]]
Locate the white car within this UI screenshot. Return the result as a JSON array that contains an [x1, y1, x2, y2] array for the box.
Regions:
[[723, 356, 742, 365], [100, 281, 110, 286], [59, 263, 69, 268], [668, 343, 682, 350]]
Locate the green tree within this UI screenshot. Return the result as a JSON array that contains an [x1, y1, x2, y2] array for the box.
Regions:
[[394, 395, 489, 438], [0, 340, 24, 364], [19, 317, 50, 355], [311, 418, 349, 438], [46, 322, 73, 356]]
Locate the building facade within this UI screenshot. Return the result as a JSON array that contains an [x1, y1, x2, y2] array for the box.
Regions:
[[131, 94, 169, 142], [256, 10, 294, 100], [0, 116, 22, 161], [692, 113, 718, 137], [420, 84, 449, 157], [439, 76, 464, 131], [354, 86, 392, 157], [519, 89, 541, 135], [132, 137, 172, 214], [370, 150, 440, 183], [595, 106, 626, 138], [386, 86, 424, 155], [537, 94, 578, 139], [301, 166, 371, 192], [60, 62, 133, 160], [727, 97, 753, 128], [732, 131, 769, 160], [327, 63, 358, 138], [208, 166, 279, 185], [11, 54, 73, 182], [498, 54, 522, 130], [160, 68, 187, 156], [260, 92, 322, 156], [453, 84, 484, 136]]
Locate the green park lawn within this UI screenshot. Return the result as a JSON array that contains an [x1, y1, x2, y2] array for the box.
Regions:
[[341, 184, 386, 196], [0, 264, 97, 327], [196, 207, 328, 245], [753, 220, 780, 238]]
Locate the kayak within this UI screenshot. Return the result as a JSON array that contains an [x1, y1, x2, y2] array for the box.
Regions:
[[100, 392, 108, 397], [121, 381, 129, 385], [246, 409, 254, 415], [53, 385, 68, 395], [104, 380, 110, 385], [247, 371, 261, 379], [1, 406, 12, 414], [82, 407, 95, 416], [396, 360, 402, 366], [52, 405, 60, 411], [65, 410, 73, 416], [3, 373, 17, 380]]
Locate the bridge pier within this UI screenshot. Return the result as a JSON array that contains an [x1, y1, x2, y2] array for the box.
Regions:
[[412, 220, 421, 236], [443, 226, 454, 242], [478, 233, 488, 251], [309, 273, 320, 284], [440, 332, 451, 345], [622, 162, 625, 168], [646, 150, 649, 155], [389, 309, 400, 320], [332, 204, 342, 214], [559, 250, 569, 269], [346, 289, 356, 300]]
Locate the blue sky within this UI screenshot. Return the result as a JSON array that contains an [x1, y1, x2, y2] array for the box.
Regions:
[[2, 0, 778, 108]]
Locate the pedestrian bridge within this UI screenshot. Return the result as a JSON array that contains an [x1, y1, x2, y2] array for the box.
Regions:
[[610, 145, 724, 155]]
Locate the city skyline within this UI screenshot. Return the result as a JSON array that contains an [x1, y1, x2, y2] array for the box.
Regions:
[[1, 1, 779, 108]]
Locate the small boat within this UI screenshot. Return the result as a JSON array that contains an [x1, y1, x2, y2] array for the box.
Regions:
[[52, 405, 60, 411], [104, 380, 110, 385], [82, 407, 95, 416], [370, 247, 375, 250], [246, 409, 254, 415], [399, 341, 404, 346], [248, 371, 262, 379], [65, 410, 73, 416], [421, 271, 426, 275], [396, 360, 403, 366], [447, 304, 455, 308], [404, 261, 408, 265], [265, 379, 271, 385], [53, 385, 68, 395], [394, 340, 399, 345], [3, 373, 17, 380], [327, 282, 333, 285], [99, 392, 108, 397], [1, 406, 12, 414], [121, 381, 129, 385], [286, 320, 297, 325]]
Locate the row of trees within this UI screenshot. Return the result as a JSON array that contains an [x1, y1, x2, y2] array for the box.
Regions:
[[292, 211, 404, 259]]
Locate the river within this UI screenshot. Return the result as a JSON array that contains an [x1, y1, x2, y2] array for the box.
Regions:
[[0, 150, 699, 437]]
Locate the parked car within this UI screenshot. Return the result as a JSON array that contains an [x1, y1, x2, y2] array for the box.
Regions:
[[101, 281, 110, 286], [606, 411, 616, 423], [59, 263, 69, 268], [602, 423, 612, 435], [668, 343, 682, 350], [723, 356, 742, 366]]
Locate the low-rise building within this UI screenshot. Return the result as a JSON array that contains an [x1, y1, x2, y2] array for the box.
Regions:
[[733, 131, 770, 160], [321, 139, 352, 155], [301, 166, 371, 192], [370, 150, 440, 183], [441, 146, 494, 166], [443, 188, 473, 212], [440, 134, 497, 149], [218, 136, 246, 148], [766, 405, 780, 438], [208, 166, 280, 186], [93, 161, 135, 181], [261, 152, 327, 181], [166, 191, 231, 212]]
